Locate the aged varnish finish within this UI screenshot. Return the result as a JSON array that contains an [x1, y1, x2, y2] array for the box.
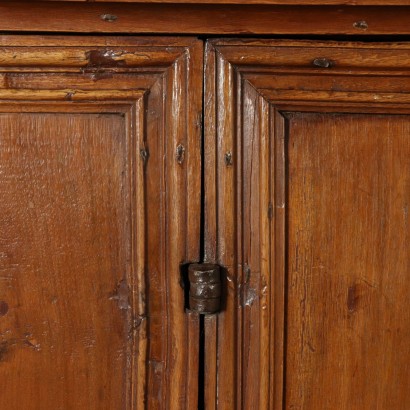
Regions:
[[1, 3, 410, 410], [1, 4, 410, 35], [204, 39, 410, 409], [0, 36, 202, 409], [286, 113, 410, 409]]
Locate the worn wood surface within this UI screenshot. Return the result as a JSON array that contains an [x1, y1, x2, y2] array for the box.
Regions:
[[0, 110, 131, 410], [205, 39, 410, 409], [26, 0, 410, 4], [0, 3, 410, 35], [286, 113, 410, 409], [0, 36, 203, 409]]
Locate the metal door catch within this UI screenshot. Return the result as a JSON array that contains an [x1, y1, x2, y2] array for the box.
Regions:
[[188, 264, 221, 314]]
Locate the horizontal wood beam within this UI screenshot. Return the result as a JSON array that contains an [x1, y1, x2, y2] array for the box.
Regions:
[[0, 3, 410, 35], [23, 0, 410, 5]]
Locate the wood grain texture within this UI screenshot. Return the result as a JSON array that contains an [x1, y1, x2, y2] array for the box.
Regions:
[[286, 113, 410, 410], [204, 40, 239, 409], [205, 39, 410, 409], [204, 315, 218, 410], [0, 3, 410, 35], [23, 0, 410, 5], [0, 36, 203, 410], [0, 111, 130, 410]]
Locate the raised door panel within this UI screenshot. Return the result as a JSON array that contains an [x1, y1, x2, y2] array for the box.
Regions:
[[286, 112, 409, 409], [0, 36, 203, 410], [205, 40, 410, 409]]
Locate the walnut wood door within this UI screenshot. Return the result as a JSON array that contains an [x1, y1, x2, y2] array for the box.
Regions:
[[0, 36, 202, 410], [204, 40, 410, 409]]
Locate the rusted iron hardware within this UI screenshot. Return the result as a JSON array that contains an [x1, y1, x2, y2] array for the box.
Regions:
[[312, 57, 333, 68], [224, 151, 233, 166], [353, 20, 368, 30], [188, 264, 221, 314], [100, 14, 118, 22]]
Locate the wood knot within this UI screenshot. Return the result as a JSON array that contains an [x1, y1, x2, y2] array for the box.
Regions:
[[0, 301, 9, 317], [347, 285, 359, 313]]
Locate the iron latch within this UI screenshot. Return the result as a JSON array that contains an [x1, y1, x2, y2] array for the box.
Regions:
[[188, 264, 221, 314]]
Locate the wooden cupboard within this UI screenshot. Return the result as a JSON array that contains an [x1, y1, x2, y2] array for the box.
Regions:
[[0, 4, 409, 410]]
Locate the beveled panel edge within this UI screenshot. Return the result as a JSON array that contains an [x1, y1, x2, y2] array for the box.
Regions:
[[0, 96, 145, 409], [0, 89, 145, 101], [0, 34, 199, 47]]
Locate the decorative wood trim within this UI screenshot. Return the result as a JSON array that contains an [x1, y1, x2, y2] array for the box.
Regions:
[[0, 3, 410, 35], [205, 38, 410, 409], [0, 36, 203, 410], [35, 0, 410, 5]]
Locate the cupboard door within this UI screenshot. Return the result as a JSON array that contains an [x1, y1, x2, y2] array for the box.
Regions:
[[0, 36, 202, 410], [205, 40, 410, 409]]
